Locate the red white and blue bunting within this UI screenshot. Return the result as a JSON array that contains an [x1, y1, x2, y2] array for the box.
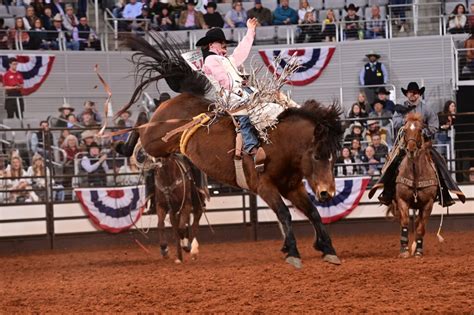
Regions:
[[75, 185, 146, 233], [259, 47, 335, 86], [0, 54, 55, 95], [304, 177, 370, 223]]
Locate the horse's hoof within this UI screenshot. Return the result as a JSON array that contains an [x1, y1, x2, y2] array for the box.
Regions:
[[160, 247, 169, 258], [399, 251, 410, 259], [174, 259, 182, 264], [323, 254, 341, 265], [190, 239, 199, 255], [414, 251, 423, 258], [285, 256, 303, 269], [191, 254, 198, 261]]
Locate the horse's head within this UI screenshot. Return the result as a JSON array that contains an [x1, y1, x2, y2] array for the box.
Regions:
[[299, 101, 344, 202], [403, 112, 424, 157]]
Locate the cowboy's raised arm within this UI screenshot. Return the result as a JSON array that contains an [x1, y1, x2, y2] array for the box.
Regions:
[[229, 18, 257, 68]]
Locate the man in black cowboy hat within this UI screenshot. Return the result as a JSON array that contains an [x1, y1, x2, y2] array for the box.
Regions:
[[343, 3, 361, 40], [197, 17, 267, 171], [203, 2, 224, 28], [359, 50, 388, 104], [369, 82, 466, 207]]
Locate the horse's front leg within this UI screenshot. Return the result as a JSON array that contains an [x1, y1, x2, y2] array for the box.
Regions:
[[286, 184, 340, 265], [414, 190, 436, 257], [169, 211, 184, 264], [190, 203, 203, 260], [258, 180, 301, 269], [178, 204, 192, 253], [397, 198, 411, 258]]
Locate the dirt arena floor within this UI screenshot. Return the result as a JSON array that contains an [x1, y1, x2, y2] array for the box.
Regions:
[[1, 230, 473, 313]]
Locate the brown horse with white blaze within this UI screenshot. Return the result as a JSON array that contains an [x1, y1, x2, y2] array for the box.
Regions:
[[116, 34, 345, 268], [388, 113, 438, 258]]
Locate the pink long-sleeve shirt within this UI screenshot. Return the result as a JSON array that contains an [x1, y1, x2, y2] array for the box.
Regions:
[[202, 28, 255, 91]]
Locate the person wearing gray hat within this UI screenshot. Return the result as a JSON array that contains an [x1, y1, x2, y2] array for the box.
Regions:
[[359, 50, 388, 104], [247, 0, 272, 26]]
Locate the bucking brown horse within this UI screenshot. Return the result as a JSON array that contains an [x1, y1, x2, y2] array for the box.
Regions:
[[116, 34, 344, 268], [388, 113, 438, 258]]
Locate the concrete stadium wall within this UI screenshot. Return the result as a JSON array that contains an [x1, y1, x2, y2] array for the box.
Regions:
[[0, 34, 457, 121]]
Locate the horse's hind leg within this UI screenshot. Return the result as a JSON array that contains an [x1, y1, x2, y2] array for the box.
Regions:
[[414, 194, 435, 257], [178, 204, 192, 252], [286, 184, 340, 265], [258, 180, 301, 269], [157, 204, 169, 258], [190, 205, 203, 260], [397, 199, 411, 258]]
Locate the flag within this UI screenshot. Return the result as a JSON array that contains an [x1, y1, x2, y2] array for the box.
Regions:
[[0, 54, 55, 95], [304, 177, 370, 223], [75, 186, 146, 233], [259, 47, 335, 86]]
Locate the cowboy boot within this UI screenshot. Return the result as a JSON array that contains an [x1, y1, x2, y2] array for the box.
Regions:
[[250, 147, 266, 173]]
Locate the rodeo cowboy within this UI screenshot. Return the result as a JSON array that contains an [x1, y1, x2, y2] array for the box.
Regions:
[[196, 18, 267, 171], [369, 82, 466, 207]]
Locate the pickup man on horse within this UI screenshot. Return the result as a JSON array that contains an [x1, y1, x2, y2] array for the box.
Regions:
[[196, 18, 266, 170], [370, 82, 465, 207]]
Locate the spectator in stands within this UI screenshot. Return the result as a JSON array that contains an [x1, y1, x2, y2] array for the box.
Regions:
[[47, 14, 80, 51], [178, 0, 208, 30], [371, 133, 388, 161], [26, 153, 64, 201], [272, 0, 298, 25], [321, 9, 337, 42], [465, 26, 474, 75], [117, 155, 142, 185], [62, 5, 79, 32], [80, 130, 96, 151], [448, 4, 467, 34], [75, 16, 101, 50], [343, 3, 361, 40], [133, 5, 155, 32], [360, 145, 380, 175], [5, 156, 38, 203], [225, 1, 248, 28], [57, 129, 71, 147], [55, 103, 75, 128], [78, 101, 103, 123], [9, 17, 30, 49], [344, 121, 365, 143], [204, 2, 225, 28], [336, 147, 357, 176], [0, 18, 9, 50], [118, 110, 134, 127], [41, 6, 54, 30], [31, 120, 55, 155], [247, 0, 272, 26], [32, 0, 46, 17], [81, 110, 100, 128], [113, 0, 126, 18], [436, 100, 456, 156], [374, 87, 394, 113], [149, 0, 169, 17], [350, 138, 364, 162], [62, 134, 80, 164], [347, 102, 368, 126], [67, 113, 80, 129], [113, 119, 129, 142], [359, 50, 388, 104], [51, 0, 66, 17], [157, 6, 176, 30], [23, 6, 38, 30], [389, 0, 407, 33], [296, 0, 321, 43], [81, 142, 109, 187], [369, 99, 391, 128], [469, 4, 474, 29], [152, 92, 171, 111], [3, 58, 25, 119], [365, 5, 385, 39], [27, 18, 51, 50], [123, 0, 144, 19], [366, 119, 388, 144]]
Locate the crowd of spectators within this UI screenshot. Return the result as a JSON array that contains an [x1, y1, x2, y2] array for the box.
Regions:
[[0, 2, 100, 50]]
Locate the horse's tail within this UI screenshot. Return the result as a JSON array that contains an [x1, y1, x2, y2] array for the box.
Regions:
[[386, 202, 400, 220], [116, 33, 212, 118]]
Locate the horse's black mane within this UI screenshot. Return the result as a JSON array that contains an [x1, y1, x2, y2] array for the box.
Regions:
[[278, 100, 344, 157], [118, 33, 212, 116]]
